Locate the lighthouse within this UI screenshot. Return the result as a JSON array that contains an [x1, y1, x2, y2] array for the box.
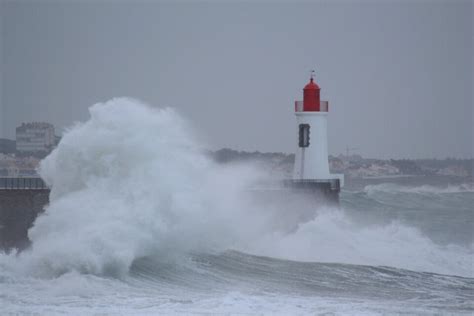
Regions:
[[290, 72, 343, 201]]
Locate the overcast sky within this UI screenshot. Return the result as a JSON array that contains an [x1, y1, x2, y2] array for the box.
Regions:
[[0, 0, 472, 158]]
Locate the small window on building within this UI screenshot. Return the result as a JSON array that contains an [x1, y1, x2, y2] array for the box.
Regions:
[[299, 124, 310, 147]]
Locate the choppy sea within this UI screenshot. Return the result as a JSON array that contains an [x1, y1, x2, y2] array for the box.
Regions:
[[0, 99, 472, 315]]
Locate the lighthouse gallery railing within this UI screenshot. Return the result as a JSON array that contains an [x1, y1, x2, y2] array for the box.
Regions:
[[294, 101, 328, 112]]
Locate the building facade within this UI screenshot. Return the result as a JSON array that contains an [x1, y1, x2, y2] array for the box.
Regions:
[[15, 122, 55, 153], [0, 139, 16, 154]]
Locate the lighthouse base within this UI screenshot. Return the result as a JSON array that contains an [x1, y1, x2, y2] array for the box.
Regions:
[[282, 179, 341, 204], [247, 178, 341, 233]]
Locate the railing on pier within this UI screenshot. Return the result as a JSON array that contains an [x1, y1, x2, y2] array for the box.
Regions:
[[0, 177, 49, 190]]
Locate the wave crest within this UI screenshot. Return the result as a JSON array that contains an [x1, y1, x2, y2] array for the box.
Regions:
[[9, 98, 264, 277], [364, 183, 474, 195], [1, 98, 471, 279]]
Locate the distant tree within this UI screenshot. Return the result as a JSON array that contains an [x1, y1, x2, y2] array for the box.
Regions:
[[390, 159, 422, 175]]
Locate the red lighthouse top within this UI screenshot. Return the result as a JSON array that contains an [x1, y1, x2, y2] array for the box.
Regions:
[[304, 77, 320, 90], [303, 74, 321, 111]]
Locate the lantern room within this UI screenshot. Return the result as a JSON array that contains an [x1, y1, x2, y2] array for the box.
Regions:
[[294, 74, 328, 112]]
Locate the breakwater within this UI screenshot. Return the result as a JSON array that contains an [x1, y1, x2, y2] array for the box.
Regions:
[[0, 178, 49, 250]]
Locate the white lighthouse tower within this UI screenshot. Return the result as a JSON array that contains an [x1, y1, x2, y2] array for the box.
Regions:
[[292, 72, 343, 199]]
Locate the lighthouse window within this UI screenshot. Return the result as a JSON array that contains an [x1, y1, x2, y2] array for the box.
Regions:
[[299, 124, 310, 147]]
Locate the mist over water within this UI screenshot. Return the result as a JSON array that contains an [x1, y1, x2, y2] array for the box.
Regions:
[[21, 98, 270, 277], [1, 98, 473, 314]]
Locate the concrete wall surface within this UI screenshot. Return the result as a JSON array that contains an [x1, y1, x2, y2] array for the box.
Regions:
[[0, 190, 49, 251]]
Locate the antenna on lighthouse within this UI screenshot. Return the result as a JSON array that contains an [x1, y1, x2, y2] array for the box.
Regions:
[[310, 70, 315, 81]]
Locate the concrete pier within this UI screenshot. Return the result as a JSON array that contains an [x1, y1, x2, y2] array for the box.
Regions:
[[0, 177, 340, 251], [0, 178, 49, 251]]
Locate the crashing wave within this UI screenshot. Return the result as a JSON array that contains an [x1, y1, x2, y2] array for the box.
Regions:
[[364, 183, 474, 195]]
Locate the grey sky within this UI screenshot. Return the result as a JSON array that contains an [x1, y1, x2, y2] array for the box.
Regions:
[[0, 0, 472, 158]]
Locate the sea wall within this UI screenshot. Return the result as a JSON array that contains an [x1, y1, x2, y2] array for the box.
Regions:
[[0, 190, 49, 250]]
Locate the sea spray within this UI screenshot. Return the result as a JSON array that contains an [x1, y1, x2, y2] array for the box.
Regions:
[[14, 98, 267, 277], [248, 207, 474, 277], [0, 98, 471, 279]]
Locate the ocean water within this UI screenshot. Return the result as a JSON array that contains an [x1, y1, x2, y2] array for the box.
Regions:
[[1, 99, 473, 315]]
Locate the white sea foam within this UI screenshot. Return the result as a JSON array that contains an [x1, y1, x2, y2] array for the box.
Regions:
[[249, 208, 474, 277], [364, 183, 474, 195], [0, 98, 472, 280], [4, 98, 267, 277]]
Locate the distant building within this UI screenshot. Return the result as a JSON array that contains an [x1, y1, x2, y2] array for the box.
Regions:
[[16, 122, 56, 154], [0, 138, 16, 154], [436, 165, 469, 177]]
